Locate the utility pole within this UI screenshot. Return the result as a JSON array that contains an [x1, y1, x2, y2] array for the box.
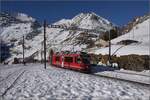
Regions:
[[0, 37, 1, 63], [108, 30, 111, 66], [43, 20, 46, 69], [22, 35, 25, 65], [133, 27, 134, 39], [73, 45, 74, 52], [41, 42, 43, 63]]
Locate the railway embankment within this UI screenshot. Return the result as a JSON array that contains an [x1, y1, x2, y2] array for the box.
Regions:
[[90, 54, 150, 71]]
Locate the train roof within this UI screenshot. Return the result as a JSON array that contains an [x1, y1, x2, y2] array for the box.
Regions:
[[54, 51, 89, 56]]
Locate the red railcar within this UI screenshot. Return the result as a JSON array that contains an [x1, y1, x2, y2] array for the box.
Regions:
[[49, 51, 91, 73]]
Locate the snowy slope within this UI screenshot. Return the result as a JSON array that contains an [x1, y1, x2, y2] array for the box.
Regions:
[[50, 12, 114, 48], [0, 12, 40, 43], [0, 63, 149, 100], [0, 12, 115, 62], [1, 23, 33, 41], [91, 15, 150, 56]]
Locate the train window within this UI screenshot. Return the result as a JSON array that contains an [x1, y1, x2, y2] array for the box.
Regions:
[[55, 56, 60, 61], [76, 57, 81, 64], [64, 57, 73, 63], [80, 54, 90, 64], [82, 58, 90, 64]]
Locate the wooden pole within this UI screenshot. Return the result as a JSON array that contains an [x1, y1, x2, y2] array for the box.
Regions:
[[44, 20, 46, 69]]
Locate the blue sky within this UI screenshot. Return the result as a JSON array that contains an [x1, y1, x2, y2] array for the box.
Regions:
[[1, 1, 149, 26]]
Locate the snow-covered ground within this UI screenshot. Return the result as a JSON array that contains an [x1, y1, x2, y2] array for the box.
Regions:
[[0, 63, 150, 100]]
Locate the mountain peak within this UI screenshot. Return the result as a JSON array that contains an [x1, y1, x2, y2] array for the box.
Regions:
[[74, 12, 98, 17], [70, 12, 113, 30], [54, 12, 114, 31], [72, 12, 100, 21]]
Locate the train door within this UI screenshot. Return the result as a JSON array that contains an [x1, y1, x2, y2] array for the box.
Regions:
[[61, 55, 64, 67], [49, 49, 53, 65], [75, 56, 82, 69], [64, 56, 73, 68], [55, 56, 61, 66]]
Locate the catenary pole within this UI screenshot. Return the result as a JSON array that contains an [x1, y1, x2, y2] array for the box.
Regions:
[[44, 20, 47, 69], [22, 35, 25, 65], [108, 30, 111, 66]]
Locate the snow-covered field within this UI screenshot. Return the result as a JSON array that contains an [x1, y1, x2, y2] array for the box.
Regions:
[[0, 63, 150, 100]]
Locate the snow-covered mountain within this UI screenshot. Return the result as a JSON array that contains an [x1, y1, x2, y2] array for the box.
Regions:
[[0, 12, 41, 41], [54, 12, 113, 30], [47, 12, 114, 51], [91, 14, 150, 56], [0, 12, 115, 62]]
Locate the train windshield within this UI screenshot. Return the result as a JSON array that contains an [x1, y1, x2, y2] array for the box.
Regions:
[[80, 53, 90, 64], [82, 58, 90, 64]]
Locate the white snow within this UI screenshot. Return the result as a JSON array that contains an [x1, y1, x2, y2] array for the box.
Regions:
[[0, 63, 149, 100]]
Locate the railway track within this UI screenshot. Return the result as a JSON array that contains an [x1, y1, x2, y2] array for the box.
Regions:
[[90, 65, 150, 86], [114, 70, 150, 77], [0, 69, 26, 98], [51, 65, 150, 86], [91, 73, 150, 86], [90, 69, 150, 86], [0, 68, 24, 83]]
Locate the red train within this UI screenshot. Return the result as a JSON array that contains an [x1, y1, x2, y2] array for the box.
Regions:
[[49, 50, 91, 73]]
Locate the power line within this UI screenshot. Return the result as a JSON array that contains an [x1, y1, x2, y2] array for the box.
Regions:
[[48, 24, 106, 33]]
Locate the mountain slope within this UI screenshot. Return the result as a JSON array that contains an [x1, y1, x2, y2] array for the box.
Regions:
[[0, 12, 115, 62], [47, 12, 114, 51], [91, 15, 150, 56]]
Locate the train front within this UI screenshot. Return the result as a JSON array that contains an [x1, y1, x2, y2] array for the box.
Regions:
[[80, 52, 91, 73]]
